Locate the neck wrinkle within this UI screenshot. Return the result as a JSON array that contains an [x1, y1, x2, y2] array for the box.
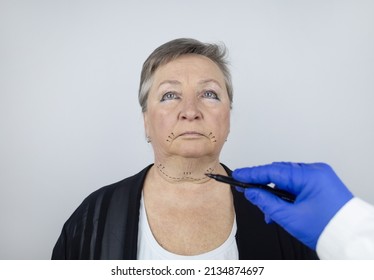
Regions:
[[153, 157, 222, 185]]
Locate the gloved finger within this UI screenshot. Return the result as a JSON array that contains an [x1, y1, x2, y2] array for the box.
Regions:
[[242, 189, 274, 224], [264, 214, 273, 224], [244, 188, 293, 223], [233, 162, 304, 194], [235, 186, 244, 193]]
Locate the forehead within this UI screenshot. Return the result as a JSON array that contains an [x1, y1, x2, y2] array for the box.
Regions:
[[153, 54, 225, 83]]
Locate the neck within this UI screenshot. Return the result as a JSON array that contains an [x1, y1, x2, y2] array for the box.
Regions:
[[153, 156, 221, 184]]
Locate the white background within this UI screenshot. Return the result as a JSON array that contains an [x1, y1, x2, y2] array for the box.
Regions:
[[1, 0, 373, 259]]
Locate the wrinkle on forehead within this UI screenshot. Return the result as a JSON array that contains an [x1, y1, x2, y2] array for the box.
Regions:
[[157, 78, 224, 90], [152, 55, 226, 90]]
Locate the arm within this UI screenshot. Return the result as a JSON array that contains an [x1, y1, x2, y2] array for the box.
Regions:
[[317, 197, 374, 259]]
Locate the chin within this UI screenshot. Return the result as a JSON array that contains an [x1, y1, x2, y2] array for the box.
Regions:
[[169, 140, 223, 158], [179, 153, 208, 159], [173, 147, 216, 159]]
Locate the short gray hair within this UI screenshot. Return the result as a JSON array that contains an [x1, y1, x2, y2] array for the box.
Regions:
[[138, 38, 233, 112]]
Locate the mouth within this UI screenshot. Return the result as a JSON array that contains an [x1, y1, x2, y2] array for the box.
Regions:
[[178, 131, 205, 138]]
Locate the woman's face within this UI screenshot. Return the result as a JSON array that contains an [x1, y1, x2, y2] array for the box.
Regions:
[[143, 54, 231, 160]]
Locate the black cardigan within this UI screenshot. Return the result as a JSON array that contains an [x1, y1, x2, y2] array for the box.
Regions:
[[52, 164, 318, 259]]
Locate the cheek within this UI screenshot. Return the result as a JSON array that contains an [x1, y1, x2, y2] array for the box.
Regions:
[[215, 110, 230, 135], [148, 110, 175, 137]]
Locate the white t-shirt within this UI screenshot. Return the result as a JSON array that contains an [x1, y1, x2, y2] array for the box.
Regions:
[[317, 197, 374, 259], [137, 193, 239, 260]]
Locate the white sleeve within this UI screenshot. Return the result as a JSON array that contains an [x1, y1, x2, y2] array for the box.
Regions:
[[316, 197, 374, 259]]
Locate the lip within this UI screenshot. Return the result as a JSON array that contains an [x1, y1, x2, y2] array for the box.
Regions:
[[178, 131, 205, 138]]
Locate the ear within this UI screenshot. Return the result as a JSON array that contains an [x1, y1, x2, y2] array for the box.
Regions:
[[143, 112, 150, 137]]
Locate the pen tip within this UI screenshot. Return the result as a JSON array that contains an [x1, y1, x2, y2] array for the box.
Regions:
[[205, 173, 219, 179]]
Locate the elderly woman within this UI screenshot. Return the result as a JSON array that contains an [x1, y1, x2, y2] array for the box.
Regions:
[[52, 38, 317, 259]]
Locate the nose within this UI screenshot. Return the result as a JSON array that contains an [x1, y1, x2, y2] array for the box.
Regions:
[[179, 97, 202, 121]]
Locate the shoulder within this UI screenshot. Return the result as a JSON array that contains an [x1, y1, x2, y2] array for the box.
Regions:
[[63, 165, 152, 231], [52, 165, 153, 259], [87, 165, 151, 202]]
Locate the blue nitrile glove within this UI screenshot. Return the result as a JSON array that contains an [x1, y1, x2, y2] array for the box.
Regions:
[[232, 162, 353, 250]]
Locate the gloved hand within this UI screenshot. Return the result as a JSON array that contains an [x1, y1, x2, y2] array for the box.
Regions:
[[232, 162, 353, 250]]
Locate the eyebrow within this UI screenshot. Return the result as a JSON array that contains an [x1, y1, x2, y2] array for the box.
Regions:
[[157, 80, 181, 89], [198, 79, 223, 88], [157, 79, 223, 89]]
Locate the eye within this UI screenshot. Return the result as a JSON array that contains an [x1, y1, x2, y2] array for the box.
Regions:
[[202, 90, 219, 100], [160, 92, 179, 102]]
